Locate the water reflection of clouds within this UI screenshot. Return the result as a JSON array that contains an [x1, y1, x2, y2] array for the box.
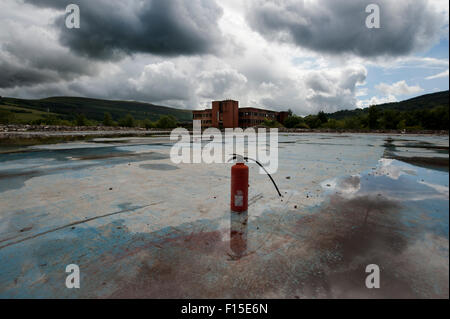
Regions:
[[419, 181, 449, 198], [321, 175, 361, 198], [324, 158, 449, 202], [374, 158, 417, 180]]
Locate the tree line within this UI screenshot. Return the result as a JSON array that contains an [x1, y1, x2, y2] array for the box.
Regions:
[[283, 105, 449, 131], [2, 101, 448, 131], [0, 110, 179, 129]]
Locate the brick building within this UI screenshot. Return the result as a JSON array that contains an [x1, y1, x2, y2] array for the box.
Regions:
[[193, 100, 289, 129]]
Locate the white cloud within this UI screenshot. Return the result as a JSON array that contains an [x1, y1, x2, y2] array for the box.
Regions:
[[357, 94, 397, 108], [355, 88, 368, 97], [363, 80, 424, 108], [426, 69, 449, 80], [375, 80, 423, 96], [129, 61, 193, 103], [196, 68, 248, 100]]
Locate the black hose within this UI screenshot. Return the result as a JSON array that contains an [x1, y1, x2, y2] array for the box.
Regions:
[[230, 154, 283, 198]]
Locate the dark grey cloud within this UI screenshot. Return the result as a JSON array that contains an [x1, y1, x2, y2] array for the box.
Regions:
[[3, 40, 95, 78], [25, 0, 224, 60], [0, 53, 95, 89], [0, 60, 58, 88], [247, 0, 442, 57], [0, 27, 99, 88], [306, 75, 331, 94]]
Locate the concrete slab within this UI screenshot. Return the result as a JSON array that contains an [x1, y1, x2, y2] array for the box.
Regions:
[[0, 133, 448, 298]]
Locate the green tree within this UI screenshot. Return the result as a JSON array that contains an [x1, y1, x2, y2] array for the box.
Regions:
[[284, 115, 303, 128], [323, 118, 339, 129], [317, 111, 328, 124], [428, 105, 449, 130], [155, 115, 177, 129], [103, 112, 114, 126], [75, 113, 88, 126], [368, 106, 379, 129], [119, 114, 135, 127], [343, 117, 361, 130], [397, 120, 407, 130], [263, 119, 282, 128], [304, 115, 322, 129], [294, 122, 310, 129], [143, 118, 154, 129], [381, 110, 400, 129]]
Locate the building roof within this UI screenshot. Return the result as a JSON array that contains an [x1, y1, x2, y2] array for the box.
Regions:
[[238, 107, 278, 113]]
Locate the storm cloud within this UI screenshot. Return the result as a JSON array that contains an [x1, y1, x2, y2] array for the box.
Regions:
[[0, 59, 58, 88], [24, 0, 224, 60], [247, 0, 443, 57], [0, 4, 99, 89], [0, 0, 447, 114]]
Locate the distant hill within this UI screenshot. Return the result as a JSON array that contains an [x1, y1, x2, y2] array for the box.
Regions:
[[0, 96, 193, 122], [328, 90, 449, 120], [1, 90, 448, 125]]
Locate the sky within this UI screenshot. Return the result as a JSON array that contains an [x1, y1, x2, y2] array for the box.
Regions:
[[0, 0, 448, 115]]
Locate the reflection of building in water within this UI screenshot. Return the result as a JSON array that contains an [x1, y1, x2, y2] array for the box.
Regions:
[[230, 210, 248, 257]]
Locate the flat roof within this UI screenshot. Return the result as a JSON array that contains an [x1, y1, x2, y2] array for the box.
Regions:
[[193, 104, 287, 113], [239, 107, 277, 112]]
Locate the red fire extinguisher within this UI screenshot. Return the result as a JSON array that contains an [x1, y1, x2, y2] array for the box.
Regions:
[[231, 155, 248, 214], [229, 154, 281, 256]]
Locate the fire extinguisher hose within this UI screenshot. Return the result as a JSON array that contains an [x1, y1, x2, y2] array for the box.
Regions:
[[230, 154, 283, 198]]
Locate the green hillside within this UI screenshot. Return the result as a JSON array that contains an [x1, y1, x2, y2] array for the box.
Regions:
[[284, 90, 449, 130], [0, 96, 192, 123], [1, 90, 448, 130], [328, 90, 449, 120]]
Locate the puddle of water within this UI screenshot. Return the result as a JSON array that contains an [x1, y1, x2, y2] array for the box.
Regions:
[[322, 158, 449, 239], [383, 137, 449, 172], [0, 143, 171, 193]]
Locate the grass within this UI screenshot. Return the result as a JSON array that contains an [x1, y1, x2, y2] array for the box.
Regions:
[[0, 103, 58, 123], [1, 96, 193, 122]]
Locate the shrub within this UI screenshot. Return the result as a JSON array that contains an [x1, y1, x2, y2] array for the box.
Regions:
[[75, 113, 88, 126], [118, 114, 136, 127], [343, 117, 361, 130], [317, 111, 328, 124], [103, 112, 115, 126], [284, 115, 303, 128], [155, 115, 177, 129], [262, 119, 282, 128], [304, 115, 322, 129], [143, 118, 155, 129], [294, 122, 310, 129]]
